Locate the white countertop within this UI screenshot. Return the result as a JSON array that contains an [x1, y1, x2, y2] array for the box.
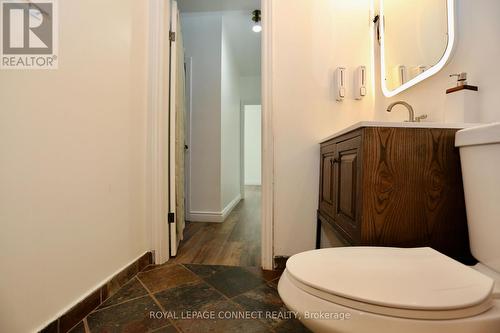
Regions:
[[320, 121, 481, 143]]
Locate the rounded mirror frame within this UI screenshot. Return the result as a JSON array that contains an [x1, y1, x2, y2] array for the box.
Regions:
[[379, 0, 456, 97]]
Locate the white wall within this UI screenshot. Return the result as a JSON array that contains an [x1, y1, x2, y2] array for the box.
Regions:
[[182, 11, 244, 219], [271, 0, 375, 256], [240, 75, 262, 105], [221, 18, 242, 208], [0, 1, 152, 332], [375, 0, 500, 124], [220, 11, 261, 78], [182, 13, 223, 213], [244, 105, 262, 185]]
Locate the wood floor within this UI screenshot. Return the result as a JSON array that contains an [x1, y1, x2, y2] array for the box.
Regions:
[[171, 186, 261, 267]]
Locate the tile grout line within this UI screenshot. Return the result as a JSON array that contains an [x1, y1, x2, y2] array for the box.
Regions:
[[65, 318, 85, 333], [92, 294, 151, 313], [88, 277, 150, 314], [151, 324, 179, 333], [180, 264, 277, 332], [270, 276, 281, 284], [136, 273, 183, 333], [57, 254, 154, 333], [200, 268, 271, 299], [181, 263, 263, 299], [83, 318, 90, 333], [141, 263, 177, 274]]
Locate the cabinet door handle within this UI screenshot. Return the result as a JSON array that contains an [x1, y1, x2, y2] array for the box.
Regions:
[[330, 158, 339, 165]]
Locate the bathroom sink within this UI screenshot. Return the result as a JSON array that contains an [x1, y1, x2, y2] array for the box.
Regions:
[[321, 121, 481, 143]]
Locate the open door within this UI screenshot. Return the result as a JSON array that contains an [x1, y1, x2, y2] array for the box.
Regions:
[[169, 0, 186, 257]]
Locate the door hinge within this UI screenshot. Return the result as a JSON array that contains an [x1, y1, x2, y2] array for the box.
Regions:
[[168, 212, 175, 224], [169, 31, 176, 42]]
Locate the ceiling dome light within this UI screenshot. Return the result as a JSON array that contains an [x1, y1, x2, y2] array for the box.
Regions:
[[252, 9, 261, 33]]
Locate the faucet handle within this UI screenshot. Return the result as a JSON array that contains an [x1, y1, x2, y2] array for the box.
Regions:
[[415, 114, 428, 122]]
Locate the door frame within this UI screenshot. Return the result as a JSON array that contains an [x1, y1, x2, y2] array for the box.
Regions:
[[147, 0, 171, 265], [168, 0, 179, 257], [148, 0, 275, 269], [261, 0, 274, 270]]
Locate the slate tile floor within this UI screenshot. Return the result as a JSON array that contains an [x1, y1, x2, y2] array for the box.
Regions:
[[70, 264, 311, 333]]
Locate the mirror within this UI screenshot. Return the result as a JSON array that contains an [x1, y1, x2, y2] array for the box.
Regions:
[[380, 0, 455, 97]]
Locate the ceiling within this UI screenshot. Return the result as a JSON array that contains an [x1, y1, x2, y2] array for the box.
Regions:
[[178, 0, 260, 13], [178, 0, 261, 77], [222, 11, 261, 77]]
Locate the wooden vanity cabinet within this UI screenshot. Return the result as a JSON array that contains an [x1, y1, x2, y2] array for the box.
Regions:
[[319, 132, 362, 244], [317, 127, 474, 263]]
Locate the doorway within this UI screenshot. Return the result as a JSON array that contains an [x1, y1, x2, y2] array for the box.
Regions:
[[169, 0, 263, 266], [242, 104, 262, 189]]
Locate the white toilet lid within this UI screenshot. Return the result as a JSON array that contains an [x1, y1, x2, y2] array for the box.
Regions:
[[286, 247, 494, 320]]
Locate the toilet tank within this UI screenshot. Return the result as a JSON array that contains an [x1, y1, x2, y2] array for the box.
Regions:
[[456, 123, 500, 272]]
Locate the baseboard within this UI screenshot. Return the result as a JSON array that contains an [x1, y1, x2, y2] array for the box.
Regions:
[[221, 194, 242, 220], [39, 251, 153, 333], [186, 211, 226, 223], [187, 194, 241, 223]]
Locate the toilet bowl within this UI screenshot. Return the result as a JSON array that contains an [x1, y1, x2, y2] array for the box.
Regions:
[[278, 123, 500, 333]]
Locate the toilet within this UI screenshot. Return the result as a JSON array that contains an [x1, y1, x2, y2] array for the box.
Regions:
[[278, 123, 500, 333]]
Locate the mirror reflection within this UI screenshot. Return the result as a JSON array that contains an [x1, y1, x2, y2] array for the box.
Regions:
[[382, 0, 450, 92]]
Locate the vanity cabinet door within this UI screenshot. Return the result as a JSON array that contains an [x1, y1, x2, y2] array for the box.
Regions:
[[319, 144, 337, 220], [335, 136, 361, 242], [318, 127, 472, 263]]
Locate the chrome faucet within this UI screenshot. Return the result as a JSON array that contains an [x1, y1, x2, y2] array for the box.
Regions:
[[386, 101, 427, 122]]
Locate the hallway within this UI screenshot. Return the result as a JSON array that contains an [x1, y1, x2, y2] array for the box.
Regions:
[[173, 186, 261, 266]]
